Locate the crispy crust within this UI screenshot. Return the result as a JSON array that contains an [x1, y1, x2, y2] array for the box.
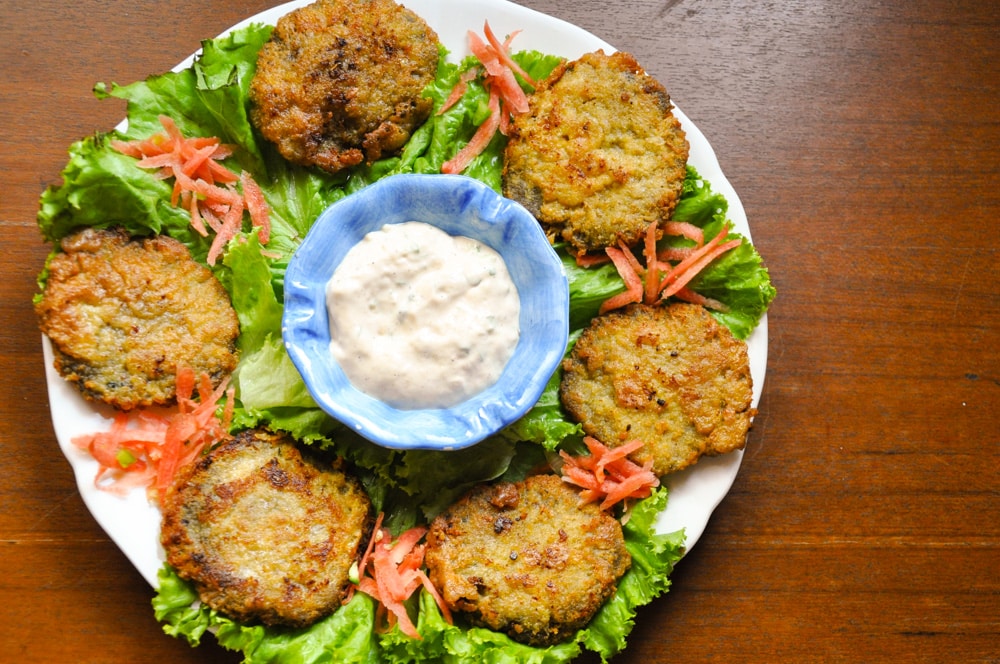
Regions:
[[424, 474, 630, 646], [35, 227, 239, 410], [503, 50, 689, 257], [160, 429, 373, 628], [560, 303, 754, 475], [249, 0, 439, 174]]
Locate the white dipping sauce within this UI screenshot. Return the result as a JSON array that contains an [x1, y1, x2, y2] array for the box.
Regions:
[[325, 221, 520, 410]]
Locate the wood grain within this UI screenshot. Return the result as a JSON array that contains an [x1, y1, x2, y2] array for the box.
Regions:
[[2, 0, 997, 662]]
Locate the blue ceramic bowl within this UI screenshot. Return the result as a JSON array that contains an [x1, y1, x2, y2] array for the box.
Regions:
[[282, 173, 569, 451]]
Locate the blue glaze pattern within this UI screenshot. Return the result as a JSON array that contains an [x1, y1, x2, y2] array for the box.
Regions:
[[282, 174, 570, 450]]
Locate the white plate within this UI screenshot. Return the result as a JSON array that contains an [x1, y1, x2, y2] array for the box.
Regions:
[[45, 0, 767, 589]]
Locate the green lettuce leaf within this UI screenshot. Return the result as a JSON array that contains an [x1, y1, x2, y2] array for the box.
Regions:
[[96, 24, 273, 166], [500, 358, 583, 451], [154, 565, 381, 664], [152, 472, 680, 664], [41, 19, 757, 664], [342, 48, 563, 193], [369, 489, 682, 664], [36, 133, 192, 245], [667, 166, 776, 339], [578, 488, 684, 659]]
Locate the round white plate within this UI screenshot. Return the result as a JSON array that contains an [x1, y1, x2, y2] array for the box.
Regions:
[[45, 0, 766, 588]]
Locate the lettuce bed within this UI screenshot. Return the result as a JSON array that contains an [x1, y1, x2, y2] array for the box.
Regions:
[[37, 20, 773, 664]]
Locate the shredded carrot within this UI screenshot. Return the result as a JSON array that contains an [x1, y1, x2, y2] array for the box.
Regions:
[[599, 246, 644, 314], [618, 238, 644, 276], [240, 170, 269, 244], [672, 286, 731, 312], [438, 68, 480, 115], [560, 437, 660, 511], [111, 115, 271, 264], [354, 515, 452, 639], [483, 23, 537, 88], [441, 89, 502, 175], [659, 236, 742, 300], [657, 246, 695, 263], [71, 366, 234, 502], [441, 22, 534, 174], [642, 222, 661, 305], [574, 252, 611, 267], [662, 221, 705, 247], [467, 30, 530, 113], [597, 221, 742, 314]]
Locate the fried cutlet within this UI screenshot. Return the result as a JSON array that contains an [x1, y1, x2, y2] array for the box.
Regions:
[[503, 50, 690, 258], [560, 303, 754, 476], [249, 0, 440, 174], [160, 428, 373, 628], [35, 227, 239, 411], [424, 474, 630, 646]]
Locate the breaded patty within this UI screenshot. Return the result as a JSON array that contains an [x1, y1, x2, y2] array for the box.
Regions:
[[424, 474, 630, 646], [503, 50, 690, 257], [35, 227, 239, 411], [160, 429, 373, 628], [249, 0, 439, 174], [560, 303, 754, 476]]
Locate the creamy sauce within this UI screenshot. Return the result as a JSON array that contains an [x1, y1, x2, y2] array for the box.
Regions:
[[326, 221, 520, 409]]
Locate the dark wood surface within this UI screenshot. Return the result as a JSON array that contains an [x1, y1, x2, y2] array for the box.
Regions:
[[2, 0, 997, 661]]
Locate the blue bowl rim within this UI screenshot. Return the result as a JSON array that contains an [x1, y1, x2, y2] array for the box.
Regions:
[[281, 173, 570, 451]]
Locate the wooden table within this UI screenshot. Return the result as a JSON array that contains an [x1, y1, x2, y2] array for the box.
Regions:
[[2, 0, 997, 661]]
